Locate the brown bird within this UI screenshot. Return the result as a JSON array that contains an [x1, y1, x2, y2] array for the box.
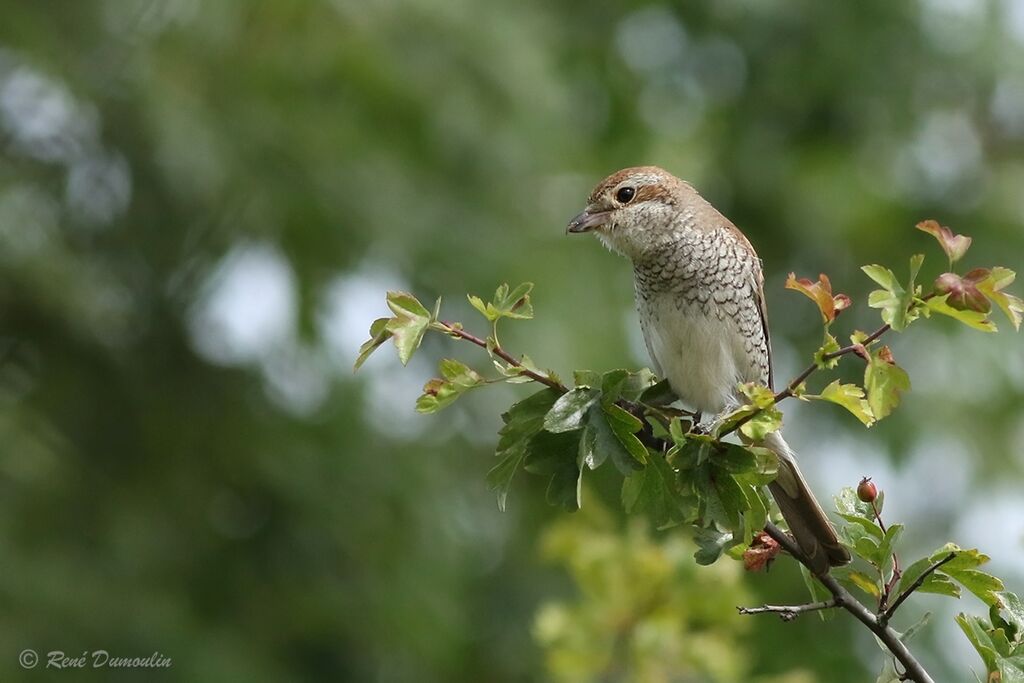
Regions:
[[568, 166, 850, 572]]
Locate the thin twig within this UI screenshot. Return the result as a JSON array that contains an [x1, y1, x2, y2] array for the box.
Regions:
[[762, 523, 935, 683], [737, 599, 838, 621], [438, 321, 568, 393], [881, 552, 957, 625]]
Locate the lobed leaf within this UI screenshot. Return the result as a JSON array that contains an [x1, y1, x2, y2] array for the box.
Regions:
[[812, 380, 875, 426], [975, 266, 1024, 331], [487, 388, 560, 511], [543, 387, 599, 433], [384, 291, 432, 365], [354, 317, 393, 370], [864, 346, 910, 420], [926, 294, 997, 332], [785, 272, 851, 323], [916, 219, 972, 265]]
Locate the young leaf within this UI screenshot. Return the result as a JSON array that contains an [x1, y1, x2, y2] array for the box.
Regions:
[[863, 264, 916, 331], [813, 332, 841, 369], [384, 291, 432, 365], [811, 380, 875, 426], [785, 272, 851, 323], [416, 359, 488, 413], [926, 295, 997, 332], [354, 317, 393, 370], [739, 406, 782, 441], [864, 346, 910, 420], [975, 266, 1024, 331], [935, 271, 991, 314], [916, 219, 972, 265]]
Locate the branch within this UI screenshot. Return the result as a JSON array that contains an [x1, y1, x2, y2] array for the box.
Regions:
[[761, 523, 935, 683], [881, 552, 957, 625], [437, 321, 568, 393], [737, 598, 838, 621]]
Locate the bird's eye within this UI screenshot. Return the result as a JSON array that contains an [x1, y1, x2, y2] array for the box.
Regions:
[[616, 186, 636, 204]]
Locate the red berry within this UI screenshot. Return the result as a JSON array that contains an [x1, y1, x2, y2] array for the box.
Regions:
[[857, 477, 877, 503]]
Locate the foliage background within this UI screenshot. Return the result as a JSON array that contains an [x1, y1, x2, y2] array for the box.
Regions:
[[1, 0, 1022, 680]]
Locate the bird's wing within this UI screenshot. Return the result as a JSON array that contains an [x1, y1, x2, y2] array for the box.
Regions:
[[751, 266, 774, 392]]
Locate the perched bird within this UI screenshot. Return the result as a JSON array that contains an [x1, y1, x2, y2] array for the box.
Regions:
[[567, 166, 850, 572]]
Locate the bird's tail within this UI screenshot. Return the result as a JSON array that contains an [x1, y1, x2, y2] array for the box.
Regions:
[[762, 431, 851, 573]]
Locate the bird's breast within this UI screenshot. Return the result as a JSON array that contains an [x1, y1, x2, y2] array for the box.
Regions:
[[637, 290, 743, 415]]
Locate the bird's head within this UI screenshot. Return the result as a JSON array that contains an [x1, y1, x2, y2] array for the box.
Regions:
[[567, 166, 698, 260]]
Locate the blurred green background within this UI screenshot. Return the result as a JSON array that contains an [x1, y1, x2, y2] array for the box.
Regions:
[[1, 0, 1023, 680]]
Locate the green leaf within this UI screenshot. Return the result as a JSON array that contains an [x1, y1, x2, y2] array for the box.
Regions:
[[901, 611, 933, 644], [835, 485, 883, 519], [524, 430, 580, 475], [997, 591, 1024, 633], [927, 545, 1004, 607], [545, 459, 582, 511], [486, 388, 560, 511], [468, 294, 490, 320], [602, 404, 648, 469], [693, 527, 733, 565], [415, 359, 487, 413], [957, 613, 1001, 672], [863, 263, 917, 331], [799, 564, 836, 621], [838, 513, 884, 540], [585, 405, 643, 476], [354, 317, 392, 370], [543, 387, 599, 433], [814, 332, 841, 369], [384, 291, 432, 365], [842, 568, 882, 598], [811, 380, 875, 426], [976, 266, 1024, 331], [863, 264, 902, 292], [926, 294, 997, 332], [467, 282, 535, 322], [864, 347, 910, 420], [738, 382, 777, 409], [639, 377, 677, 406], [918, 573, 961, 598], [876, 523, 904, 570], [738, 405, 782, 441], [622, 454, 692, 529]]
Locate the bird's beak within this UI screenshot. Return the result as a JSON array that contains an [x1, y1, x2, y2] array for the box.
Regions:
[[566, 208, 609, 234]]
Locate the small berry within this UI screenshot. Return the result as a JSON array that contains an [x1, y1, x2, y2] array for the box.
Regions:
[[857, 477, 878, 503]]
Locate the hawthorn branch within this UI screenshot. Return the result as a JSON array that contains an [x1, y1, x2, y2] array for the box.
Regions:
[[737, 598, 838, 621], [437, 321, 568, 393], [881, 552, 957, 626], [759, 523, 935, 683]]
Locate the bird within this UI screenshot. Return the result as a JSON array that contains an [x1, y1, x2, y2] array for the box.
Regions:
[[567, 165, 850, 573]]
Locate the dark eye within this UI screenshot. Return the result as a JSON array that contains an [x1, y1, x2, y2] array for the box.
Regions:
[[616, 186, 636, 204]]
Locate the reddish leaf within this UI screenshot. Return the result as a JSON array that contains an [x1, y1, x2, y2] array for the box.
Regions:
[[916, 219, 972, 264], [934, 272, 991, 313], [785, 273, 852, 323], [743, 531, 781, 572]]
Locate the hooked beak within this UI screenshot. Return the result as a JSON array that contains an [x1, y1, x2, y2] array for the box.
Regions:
[[566, 208, 609, 234]]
